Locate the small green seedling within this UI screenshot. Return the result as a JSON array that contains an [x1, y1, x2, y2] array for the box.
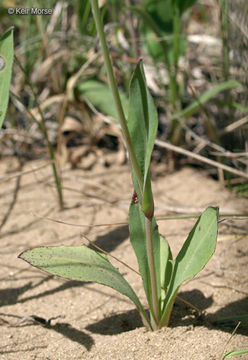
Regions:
[[19, 0, 218, 331], [0, 27, 14, 129]]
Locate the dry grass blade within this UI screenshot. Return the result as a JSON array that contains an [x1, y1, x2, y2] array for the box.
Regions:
[[56, 52, 99, 161], [81, 233, 141, 276], [33, 211, 248, 231], [29, 94, 65, 123], [220, 116, 248, 135], [155, 139, 248, 179], [0, 161, 53, 184], [33, 213, 127, 228], [220, 322, 241, 360]]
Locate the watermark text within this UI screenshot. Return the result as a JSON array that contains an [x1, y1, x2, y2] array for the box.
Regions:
[[8, 8, 53, 15]]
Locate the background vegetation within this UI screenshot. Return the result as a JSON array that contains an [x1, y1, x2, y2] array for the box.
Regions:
[[0, 0, 247, 197]]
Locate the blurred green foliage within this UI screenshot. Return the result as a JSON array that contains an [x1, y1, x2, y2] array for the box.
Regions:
[[0, 0, 246, 192]]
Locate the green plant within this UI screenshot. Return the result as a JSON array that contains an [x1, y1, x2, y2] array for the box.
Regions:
[[222, 349, 248, 359], [18, 0, 218, 331], [0, 27, 14, 128]]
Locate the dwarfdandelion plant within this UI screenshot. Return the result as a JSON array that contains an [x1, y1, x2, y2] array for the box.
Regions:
[[19, 0, 218, 331]]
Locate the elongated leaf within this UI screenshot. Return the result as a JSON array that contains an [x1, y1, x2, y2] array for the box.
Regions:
[[78, 0, 92, 35], [159, 234, 172, 307], [160, 207, 218, 326], [129, 201, 161, 308], [128, 59, 158, 178], [19, 245, 149, 325], [128, 60, 158, 215], [223, 349, 248, 358], [128, 6, 171, 69], [77, 80, 128, 120], [173, 207, 218, 286], [0, 27, 14, 128], [172, 80, 242, 121]]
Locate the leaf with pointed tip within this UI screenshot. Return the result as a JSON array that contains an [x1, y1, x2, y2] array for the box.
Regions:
[[0, 27, 14, 128], [172, 81, 242, 121], [19, 245, 150, 326], [160, 207, 218, 327], [159, 234, 172, 308], [128, 60, 158, 215]]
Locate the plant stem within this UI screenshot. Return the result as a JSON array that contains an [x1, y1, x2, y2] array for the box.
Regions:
[[172, 6, 180, 108], [91, 0, 159, 329], [90, 0, 143, 195], [145, 217, 159, 328], [219, 0, 230, 81], [15, 56, 64, 210], [219, 0, 232, 128], [125, 0, 139, 60]]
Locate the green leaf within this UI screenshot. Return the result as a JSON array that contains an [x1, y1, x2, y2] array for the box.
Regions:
[[145, 0, 174, 28], [19, 245, 149, 326], [78, 0, 93, 35], [129, 201, 162, 309], [223, 349, 248, 358], [77, 80, 128, 120], [0, 27, 14, 129], [159, 234, 172, 307], [173, 0, 198, 15], [128, 60, 158, 215], [160, 207, 218, 327], [172, 80, 242, 121], [128, 6, 171, 69], [232, 102, 248, 112], [144, 0, 198, 22], [173, 207, 218, 285]]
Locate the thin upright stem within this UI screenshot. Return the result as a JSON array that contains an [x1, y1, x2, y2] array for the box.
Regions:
[[15, 56, 64, 210], [91, 0, 159, 330], [219, 0, 230, 81], [90, 0, 143, 195], [125, 0, 139, 60], [145, 217, 159, 328], [172, 7, 180, 107]]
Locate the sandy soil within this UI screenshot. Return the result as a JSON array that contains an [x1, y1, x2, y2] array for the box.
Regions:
[[0, 157, 247, 359]]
